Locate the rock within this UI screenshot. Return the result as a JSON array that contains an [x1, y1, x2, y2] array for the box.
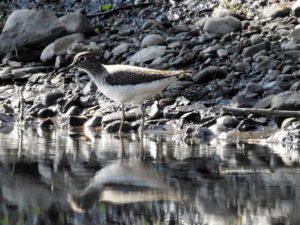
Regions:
[[193, 66, 227, 83], [253, 95, 275, 109], [281, 117, 298, 129], [0, 9, 66, 54], [37, 108, 57, 118], [250, 34, 264, 45], [147, 101, 162, 119], [1, 104, 14, 114], [267, 129, 300, 145], [68, 116, 87, 127], [104, 121, 132, 133], [198, 127, 215, 140], [142, 20, 157, 30], [212, 8, 244, 20], [111, 42, 130, 56], [58, 13, 92, 34], [28, 103, 46, 117], [282, 51, 300, 61], [141, 34, 165, 48], [65, 106, 82, 116], [230, 96, 257, 108], [41, 33, 85, 62], [202, 16, 242, 35], [38, 119, 54, 128], [263, 5, 291, 18], [0, 113, 13, 123], [292, 0, 300, 17], [82, 80, 98, 95], [271, 91, 300, 110], [102, 108, 141, 125], [129, 46, 166, 64], [290, 81, 300, 91], [234, 62, 251, 73], [180, 112, 201, 123], [217, 116, 239, 128], [242, 41, 271, 58], [44, 91, 65, 107], [84, 116, 102, 128], [209, 123, 228, 135]]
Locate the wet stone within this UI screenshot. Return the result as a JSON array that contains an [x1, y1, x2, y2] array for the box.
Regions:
[[44, 91, 65, 107], [0, 113, 13, 123], [84, 116, 102, 128], [104, 121, 132, 133], [65, 106, 82, 117], [68, 116, 87, 127], [37, 108, 57, 118], [38, 119, 54, 129], [217, 116, 239, 129]]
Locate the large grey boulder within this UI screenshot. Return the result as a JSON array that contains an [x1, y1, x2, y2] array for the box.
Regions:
[[271, 91, 300, 110], [202, 16, 242, 35], [141, 34, 165, 48], [41, 33, 85, 62], [0, 9, 66, 54], [129, 46, 166, 64], [59, 13, 92, 34]]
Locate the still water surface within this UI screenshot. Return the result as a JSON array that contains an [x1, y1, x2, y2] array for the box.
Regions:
[[0, 125, 300, 225]]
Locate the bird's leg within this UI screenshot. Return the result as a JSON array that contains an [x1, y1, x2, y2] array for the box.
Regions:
[[119, 103, 125, 133], [139, 104, 145, 157], [139, 104, 145, 134]]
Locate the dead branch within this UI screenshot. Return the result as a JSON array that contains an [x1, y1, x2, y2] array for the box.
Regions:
[[222, 106, 300, 118]]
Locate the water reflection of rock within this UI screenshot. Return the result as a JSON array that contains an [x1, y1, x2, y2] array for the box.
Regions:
[[0, 127, 300, 224]]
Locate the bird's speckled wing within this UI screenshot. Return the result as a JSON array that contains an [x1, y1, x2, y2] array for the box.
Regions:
[[103, 64, 192, 86]]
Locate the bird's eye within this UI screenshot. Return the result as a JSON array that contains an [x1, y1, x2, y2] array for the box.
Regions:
[[78, 56, 86, 62]]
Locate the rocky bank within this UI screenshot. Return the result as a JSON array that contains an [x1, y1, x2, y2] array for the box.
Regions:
[[1, 0, 300, 144]]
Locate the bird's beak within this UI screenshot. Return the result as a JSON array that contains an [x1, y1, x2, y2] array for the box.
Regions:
[[58, 62, 76, 73]]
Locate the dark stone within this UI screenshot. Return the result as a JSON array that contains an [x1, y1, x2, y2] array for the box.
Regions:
[[68, 116, 87, 127], [102, 108, 141, 125], [230, 96, 257, 108], [38, 119, 54, 128], [237, 119, 258, 131], [84, 116, 102, 128], [242, 41, 271, 58], [0, 113, 13, 123], [28, 103, 46, 117], [271, 91, 300, 110], [217, 116, 239, 128], [147, 101, 162, 119], [37, 108, 57, 118], [44, 91, 65, 107], [193, 66, 227, 83], [253, 95, 275, 109], [62, 94, 81, 113], [65, 106, 82, 117], [104, 121, 132, 133], [180, 112, 201, 123], [1, 104, 14, 114], [198, 127, 215, 140]]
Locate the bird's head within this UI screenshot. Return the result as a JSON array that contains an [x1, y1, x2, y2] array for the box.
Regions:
[[59, 51, 101, 73]]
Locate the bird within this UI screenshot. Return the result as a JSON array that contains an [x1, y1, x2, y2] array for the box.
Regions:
[[60, 51, 192, 133]]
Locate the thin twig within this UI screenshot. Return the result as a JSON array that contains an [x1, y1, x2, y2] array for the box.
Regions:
[[222, 106, 300, 118]]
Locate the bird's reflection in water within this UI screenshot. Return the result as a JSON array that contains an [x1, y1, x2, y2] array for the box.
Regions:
[[69, 134, 183, 213]]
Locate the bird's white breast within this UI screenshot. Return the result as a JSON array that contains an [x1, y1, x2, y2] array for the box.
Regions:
[[99, 77, 178, 105]]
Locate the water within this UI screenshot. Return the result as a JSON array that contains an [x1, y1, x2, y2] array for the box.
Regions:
[[0, 125, 300, 225]]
